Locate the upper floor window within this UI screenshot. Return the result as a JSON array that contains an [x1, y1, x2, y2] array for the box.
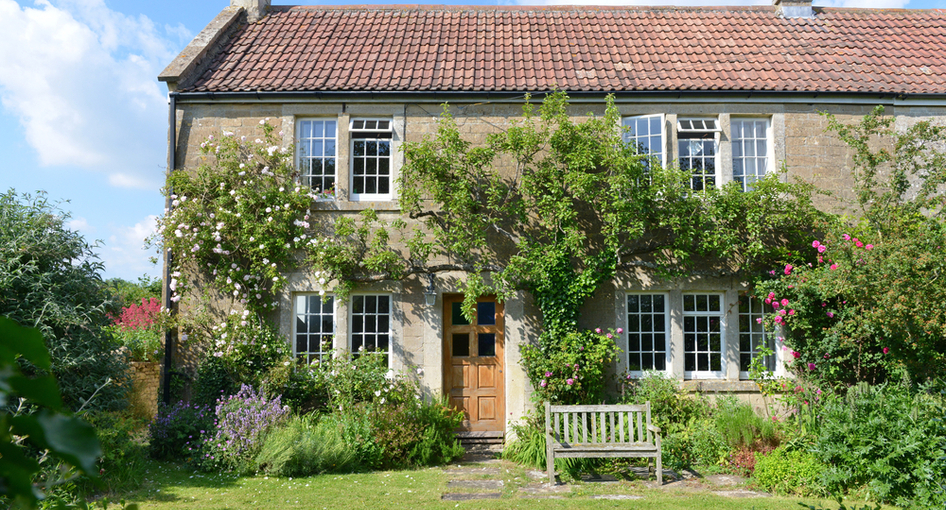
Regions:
[[732, 119, 771, 192], [678, 118, 720, 191], [350, 119, 393, 201], [294, 294, 335, 365], [623, 114, 665, 170], [298, 119, 337, 198]]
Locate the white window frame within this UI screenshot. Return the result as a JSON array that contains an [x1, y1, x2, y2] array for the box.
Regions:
[[682, 292, 726, 379], [622, 114, 666, 170], [677, 117, 720, 192], [624, 292, 671, 377], [293, 293, 336, 365], [731, 118, 773, 192], [737, 293, 776, 379], [296, 118, 338, 200], [349, 293, 393, 367], [349, 118, 394, 201]]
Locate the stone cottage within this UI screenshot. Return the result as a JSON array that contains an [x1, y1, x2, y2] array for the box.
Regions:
[[159, 0, 946, 438]]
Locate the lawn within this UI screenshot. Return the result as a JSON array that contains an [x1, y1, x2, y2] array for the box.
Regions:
[[119, 459, 890, 510]]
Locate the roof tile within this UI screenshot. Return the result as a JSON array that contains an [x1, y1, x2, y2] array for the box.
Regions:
[[182, 5, 946, 94]]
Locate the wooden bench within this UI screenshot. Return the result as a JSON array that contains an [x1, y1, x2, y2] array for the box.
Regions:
[[545, 401, 662, 485]]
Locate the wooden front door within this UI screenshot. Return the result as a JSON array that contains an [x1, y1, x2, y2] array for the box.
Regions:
[[444, 295, 505, 434]]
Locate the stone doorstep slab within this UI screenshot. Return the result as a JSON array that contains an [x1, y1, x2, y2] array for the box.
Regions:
[[446, 480, 504, 490], [593, 495, 644, 500], [441, 493, 502, 501]]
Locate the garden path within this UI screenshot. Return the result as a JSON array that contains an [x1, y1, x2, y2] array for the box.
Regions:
[[440, 446, 771, 501]]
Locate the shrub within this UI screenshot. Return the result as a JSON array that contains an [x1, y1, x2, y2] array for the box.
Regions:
[[77, 411, 149, 495], [521, 329, 621, 405], [202, 384, 290, 473], [255, 415, 360, 476], [107, 297, 165, 362], [260, 361, 329, 414], [754, 445, 827, 496], [405, 398, 466, 467], [713, 396, 779, 449], [621, 371, 708, 432], [148, 400, 214, 461], [192, 354, 239, 407], [810, 382, 946, 507]]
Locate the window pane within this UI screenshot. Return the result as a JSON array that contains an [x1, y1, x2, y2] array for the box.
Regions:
[[477, 302, 496, 325], [452, 302, 470, 325], [453, 333, 470, 357], [478, 333, 496, 357]]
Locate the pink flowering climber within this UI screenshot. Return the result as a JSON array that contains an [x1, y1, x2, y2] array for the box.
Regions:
[[791, 351, 801, 359], [566, 378, 575, 385], [781, 298, 789, 306], [784, 264, 793, 275], [883, 347, 890, 354], [812, 240, 821, 248]]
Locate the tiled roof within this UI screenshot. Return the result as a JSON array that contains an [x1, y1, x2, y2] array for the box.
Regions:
[[180, 5, 946, 95]]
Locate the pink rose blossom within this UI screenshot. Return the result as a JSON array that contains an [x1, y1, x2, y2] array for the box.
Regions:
[[778, 309, 787, 316], [765, 298, 772, 305], [566, 378, 574, 385], [781, 298, 789, 306], [540, 380, 547, 388], [784, 264, 793, 275], [772, 301, 781, 309], [827, 311, 834, 318], [595, 328, 602, 334], [606, 333, 613, 339], [830, 264, 838, 270], [883, 347, 890, 354], [756, 317, 763, 324], [823, 353, 830, 359], [774, 316, 784, 324], [616, 328, 624, 334], [808, 363, 817, 371], [842, 234, 850, 241], [865, 244, 873, 250], [812, 240, 821, 248], [768, 292, 776, 299], [788, 309, 796, 315], [792, 351, 801, 359], [818, 245, 827, 253]]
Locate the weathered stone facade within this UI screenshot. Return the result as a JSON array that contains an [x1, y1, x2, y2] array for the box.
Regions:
[[167, 95, 946, 431]]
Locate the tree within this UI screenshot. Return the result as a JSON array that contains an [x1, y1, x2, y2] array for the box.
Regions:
[[399, 92, 823, 402], [0, 190, 128, 411]]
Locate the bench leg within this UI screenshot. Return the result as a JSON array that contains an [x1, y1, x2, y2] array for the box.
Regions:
[[656, 454, 662, 486], [546, 445, 554, 485]]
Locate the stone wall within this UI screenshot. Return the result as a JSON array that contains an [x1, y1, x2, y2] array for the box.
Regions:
[[129, 361, 161, 419]]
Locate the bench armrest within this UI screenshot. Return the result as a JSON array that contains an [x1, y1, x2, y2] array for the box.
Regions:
[[647, 424, 661, 434]]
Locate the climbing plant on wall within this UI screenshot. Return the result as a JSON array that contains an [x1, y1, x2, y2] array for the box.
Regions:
[[399, 92, 823, 403]]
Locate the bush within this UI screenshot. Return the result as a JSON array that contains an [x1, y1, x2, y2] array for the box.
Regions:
[[202, 384, 290, 473], [713, 396, 779, 449], [621, 371, 708, 432], [148, 400, 214, 461], [521, 329, 620, 405], [810, 382, 946, 507], [78, 411, 148, 495], [192, 354, 240, 408], [107, 297, 165, 362], [754, 445, 827, 496], [255, 415, 360, 476]]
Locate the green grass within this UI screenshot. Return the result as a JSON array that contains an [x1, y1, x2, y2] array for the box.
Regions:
[[117, 459, 893, 510]]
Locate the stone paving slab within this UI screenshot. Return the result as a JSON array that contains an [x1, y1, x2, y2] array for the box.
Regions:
[[441, 493, 502, 501], [446, 480, 504, 490], [442, 466, 502, 476], [593, 494, 644, 500]]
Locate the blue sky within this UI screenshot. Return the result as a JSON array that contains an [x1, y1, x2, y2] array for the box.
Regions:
[[1, 0, 943, 281]]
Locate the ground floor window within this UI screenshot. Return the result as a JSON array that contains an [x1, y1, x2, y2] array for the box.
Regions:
[[294, 294, 335, 364], [626, 293, 668, 373], [738, 293, 775, 377], [683, 293, 724, 378], [350, 294, 391, 365]]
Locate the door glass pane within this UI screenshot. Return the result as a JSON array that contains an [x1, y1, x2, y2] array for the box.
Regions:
[[477, 302, 496, 325], [478, 333, 496, 357], [451, 302, 469, 325], [452, 333, 470, 357]]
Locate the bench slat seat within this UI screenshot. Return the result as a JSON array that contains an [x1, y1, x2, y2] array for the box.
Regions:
[[545, 401, 662, 485]]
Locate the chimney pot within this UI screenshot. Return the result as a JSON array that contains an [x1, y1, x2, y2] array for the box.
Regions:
[[230, 0, 270, 22], [773, 0, 814, 19]]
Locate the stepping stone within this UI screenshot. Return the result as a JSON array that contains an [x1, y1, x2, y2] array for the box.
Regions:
[[442, 493, 502, 501], [442, 467, 501, 476], [705, 474, 747, 487], [715, 490, 770, 498], [447, 480, 504, 490], [593, 495, 644, 500]]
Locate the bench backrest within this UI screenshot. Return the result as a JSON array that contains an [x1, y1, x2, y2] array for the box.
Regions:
[[545, 402, 653, 446]]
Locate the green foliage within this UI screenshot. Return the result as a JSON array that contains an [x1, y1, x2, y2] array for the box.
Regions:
[[0, 190, 128, 412], [502, 414, 548, 470], [200, 385, 289, 473], [0, 317, 102, 509], [191, 355, 239, 408], [254, 414, 360, 476], [156, 121, 403, 357], [103, 276, 162, 315], [754, 445, 828, 497], [521, 329, 619, 405], [620, 371, 708, 432], [713, 396, 779, 450], [76, 411, 148, 496], [401, 93, 820, 404], [755, 107, 946, 385], [809, 382, 946, 507], [147, 401, 214, 462]]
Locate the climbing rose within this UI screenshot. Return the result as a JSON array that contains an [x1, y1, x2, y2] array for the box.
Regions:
[[784, 264, 793, 275], [883, 347, 890, 354], [792, 351, 801, 359], [566, 378, 574, 385], [808, 363, 817, 371]]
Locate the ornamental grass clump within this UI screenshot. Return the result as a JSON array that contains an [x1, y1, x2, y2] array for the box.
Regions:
[[204, 384, 290, 472]]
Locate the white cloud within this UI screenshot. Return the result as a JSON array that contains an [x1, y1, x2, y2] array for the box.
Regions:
[[101, 214, 160, 280], [66, 215, 94, 234], [0, 0, 180, 190]]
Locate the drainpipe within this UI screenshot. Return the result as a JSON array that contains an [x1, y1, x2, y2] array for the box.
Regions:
[[162, 92, 177, 406]]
